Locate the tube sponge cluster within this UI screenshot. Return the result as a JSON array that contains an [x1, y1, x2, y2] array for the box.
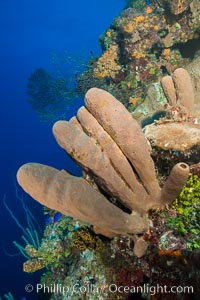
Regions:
[[17, 88, 190, 255]]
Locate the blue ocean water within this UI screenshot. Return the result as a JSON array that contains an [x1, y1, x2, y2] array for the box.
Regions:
[[0, 0, 125, 298]]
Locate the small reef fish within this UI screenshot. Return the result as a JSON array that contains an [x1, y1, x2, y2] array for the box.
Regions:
[[45, 212, 62, 225], [54, 212, 62, 222]]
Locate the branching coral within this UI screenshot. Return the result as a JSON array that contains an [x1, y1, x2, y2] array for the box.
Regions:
[[16, 88, 189, 256]]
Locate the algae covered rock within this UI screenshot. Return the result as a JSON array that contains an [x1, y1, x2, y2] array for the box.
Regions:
[[144, 122, 200, 171], [144, 122, 200, 152]]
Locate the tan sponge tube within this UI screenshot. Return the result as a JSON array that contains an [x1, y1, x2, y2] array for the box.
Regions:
[[17, 88, 190, 237]]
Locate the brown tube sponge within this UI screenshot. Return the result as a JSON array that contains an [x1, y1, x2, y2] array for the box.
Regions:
[[172, 68, 194, 115], [161, 68, 194, 116], [161, 75, 177, 106], [84, 88, 160, 197], [160, 163, 190, 207], [16, 88, 190, 244], [16, 163, 148, 235], [53, 119, 147, 213], [77, 106, 140, 192]]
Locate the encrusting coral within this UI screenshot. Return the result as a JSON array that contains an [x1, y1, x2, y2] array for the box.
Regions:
[[93, 44, 121, 79], [17, 88, 190, 256]]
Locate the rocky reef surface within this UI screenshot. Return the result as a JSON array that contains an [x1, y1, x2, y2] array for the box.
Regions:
[[77, 0, 200, 113]]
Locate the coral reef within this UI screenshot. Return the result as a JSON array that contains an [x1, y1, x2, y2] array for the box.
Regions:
[[140, 67, 200, 172], [93, 45, 121, 79], [166, 174, 200, 250], [144, 121, 200, 174], [76, 0, 200, 108], [14, 2, 200, 298], [132, 64, 199, 125], [22, 216, 83, 273], [161, 68, 194, 120], [32, 198, 200, 300], [186, 56, 200, 114], [17, 88, 189, 260]]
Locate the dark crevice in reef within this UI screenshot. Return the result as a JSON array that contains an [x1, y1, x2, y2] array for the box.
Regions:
[[163, 3, 188, 25], [173, 37, 200, 59], [150, 42, 163, 60], [151, 144, 200, 176], [141, 111, 166, 128]]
